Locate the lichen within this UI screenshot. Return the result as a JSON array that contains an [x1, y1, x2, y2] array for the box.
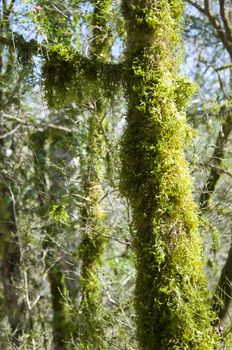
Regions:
[[120, 1, 218, 349]]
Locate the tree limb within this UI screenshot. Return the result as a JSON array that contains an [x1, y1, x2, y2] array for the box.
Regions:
[[187, 0, 232, 57], [215, 63, 232, 71], [213, 243, 232, 323], [200, 108, 232, 209], [219, 0, 232, 45], [185, 0, 206, 15], [0, 124, 20, 139], [204, 0, 232, 56], [0, 32, 123, 90]]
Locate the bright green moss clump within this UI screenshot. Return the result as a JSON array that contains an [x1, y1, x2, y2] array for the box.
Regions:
[[120, 1, 218, 349]]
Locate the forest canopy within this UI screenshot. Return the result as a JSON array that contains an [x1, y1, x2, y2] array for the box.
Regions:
[[0, 0, 232, 349]]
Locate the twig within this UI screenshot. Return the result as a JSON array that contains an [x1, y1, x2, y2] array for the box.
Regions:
[[0, 124, 20, 139], [24, 271, 42, 310]]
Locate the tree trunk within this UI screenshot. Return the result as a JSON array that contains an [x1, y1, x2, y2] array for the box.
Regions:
[[121, 1, 217, 349], [77, 1, 113, 348]]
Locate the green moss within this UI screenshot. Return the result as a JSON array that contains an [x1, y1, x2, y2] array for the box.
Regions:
[[91, 0, 113, 61], [49, 264, 72, 350], [49, 204, 71, 226], [42, 44, 123, 108], [76, 2, 112, 349], [120, 0, 218, 349], [77, 109, 108, 348]]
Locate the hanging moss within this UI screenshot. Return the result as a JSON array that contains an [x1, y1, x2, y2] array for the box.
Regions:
[[42, 43, 123, 108], [120, 1, 218, 349]]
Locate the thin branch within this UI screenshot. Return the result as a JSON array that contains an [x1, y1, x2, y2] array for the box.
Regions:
[[8, 186, 18, 232], [204, 1, 226, 42], [200, 108, 232, 209], [2, 113, 79, 133], [198, 57, 229, 98], [219, 0, 232, 44], [102, 233, 131, 246], [8, 0, 16, 15], [44, 123, 78, 133], [2, 0, 16, 24], [187, 0, 232, 57], [215, 63, 232, 71], [213, 244, 232, 323], [186, 0, 206, 15], [0, 32, 123, 87], [209, 167, 232, 178], [199, 59, 232, 73], [24, 271, 42, 310], [0, 124, 20, 139], [51, 4, 69, 18]]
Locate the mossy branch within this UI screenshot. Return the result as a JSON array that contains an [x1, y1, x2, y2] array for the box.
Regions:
[[1, 32, 124, 106], [43, 45, 124, 107]]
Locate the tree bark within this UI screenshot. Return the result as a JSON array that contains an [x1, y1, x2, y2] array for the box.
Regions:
[[121, 1, 217, 349], [77, 1, 112, 348]]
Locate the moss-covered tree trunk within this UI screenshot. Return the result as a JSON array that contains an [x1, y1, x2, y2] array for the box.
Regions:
[[77, 1, 112, 348], [78, 110, 106, 348], [120, 1, 217, 349]]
